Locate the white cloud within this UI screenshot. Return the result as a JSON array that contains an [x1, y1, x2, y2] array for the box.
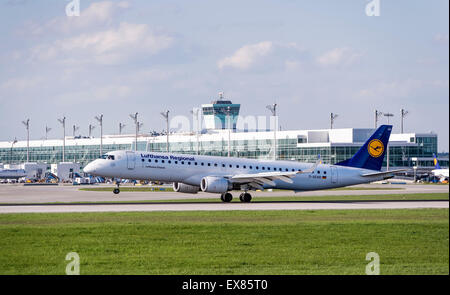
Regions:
[[218, 41, 273, 70], [29, 22, 174, 65], [316, 47, 362, 67]]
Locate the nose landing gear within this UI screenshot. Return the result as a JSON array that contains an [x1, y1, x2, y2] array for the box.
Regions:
[[113, 181, 120, 195]]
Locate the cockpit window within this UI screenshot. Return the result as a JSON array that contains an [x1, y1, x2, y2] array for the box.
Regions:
[[101, 154, 115, 160]]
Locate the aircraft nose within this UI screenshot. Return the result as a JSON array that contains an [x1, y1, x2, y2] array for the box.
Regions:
[[84, 162, 96, 174]]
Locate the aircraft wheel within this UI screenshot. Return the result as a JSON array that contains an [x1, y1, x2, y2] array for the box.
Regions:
[[242, 192, 252, 203], [222, 192, 233, 202], [113, 188, 120, 194]]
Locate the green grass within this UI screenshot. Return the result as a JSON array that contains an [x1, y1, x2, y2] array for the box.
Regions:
[[0, 209, 448, 275]]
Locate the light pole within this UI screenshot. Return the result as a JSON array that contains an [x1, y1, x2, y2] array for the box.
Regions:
[[191, 108, 201, 155], [374, 110, 383, 128], [22, 119, 30, 162], [160, 110, 170, 152], [383, 113, 394, 171], [129, 113, 138, 151], [400, 109, 409, 134], [266, 103, 277, 160], [88, 124, 95, 138], [330, 113, 338, 129], [72, 124, 79, 137], [45, 126, 52, 140], [95, 114, 103, 156], [119, 123, 126, 135], [10, 138, 17, 164], [57, 117, 66, 162]]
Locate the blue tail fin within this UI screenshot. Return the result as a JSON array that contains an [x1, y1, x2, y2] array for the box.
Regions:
[[433, 153, 441, 169], [335, 125, 392, 171]]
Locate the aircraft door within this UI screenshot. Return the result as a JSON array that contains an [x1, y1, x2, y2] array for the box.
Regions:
[[331, 166, 338, 184], [126, 152, 135, 170]]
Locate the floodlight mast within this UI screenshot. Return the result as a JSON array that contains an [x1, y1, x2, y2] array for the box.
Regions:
[[330, 113, 338, 129], [22, 119, 30, 162], [95, 114, 103, 156], [57, 117, 66, 162], [129, 113, 138, 151], [375, 110, 383, 128], [45, 126, 52, 140], [400, 109, 409, 134], [160, 111, 170, 152], [266, 103, 277, 160], [383, 112, 394, 171], [88, 124, 95, 138], [119, 123, 126, 135]]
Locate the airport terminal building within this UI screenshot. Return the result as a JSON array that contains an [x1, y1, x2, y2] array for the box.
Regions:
[[0, 98, 448, 171]]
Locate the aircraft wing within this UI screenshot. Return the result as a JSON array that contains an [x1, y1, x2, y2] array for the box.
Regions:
[[229, 161, 319, 188], [361, 169, 409, 177]]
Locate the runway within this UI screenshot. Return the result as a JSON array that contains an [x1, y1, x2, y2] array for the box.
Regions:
[[0, 183, 447, 213], [0, 200, 447, 214], [0, 183, 448, 204]]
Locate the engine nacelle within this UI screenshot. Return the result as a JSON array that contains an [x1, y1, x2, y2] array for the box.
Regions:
[[200, 176, 231, 193], [173, 182, 200, 194]]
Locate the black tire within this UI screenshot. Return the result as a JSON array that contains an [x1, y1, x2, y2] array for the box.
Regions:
[[113, 188, 120, 194], [220, 193, 225, 202], [223, 192, 233, 202], [243, 193, 252, 203], [239, 193, 245, 202]]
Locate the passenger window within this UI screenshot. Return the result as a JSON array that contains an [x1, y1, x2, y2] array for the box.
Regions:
[[256, 166, 259, 170], [168, 160, 171, 164], [208, 163, 211, 166], [262, 167, 265, 170], [249, 166, 253, 169], [267, 167, 270, 171], [229, 164, 232, 168], [175, 161, 178, 164], [222, 164, 225, 167], [194, 162, 197, 165], [324, 171, 327, 174], [279, 168, 282, 171], [243, 165, 246, 169], [162, 160, 165, 163], [141, 159, 145, 162], [236, 165, 239, 168], [214, 163, 217, 167], [285, 168, 288, 171], [188, 162, 191, 165], [181, 161, 184, 164], [148, 159, 151, 162], [155, 160, 158, 163], [201, 163, 204, 166], [317, 170, 320, 174]]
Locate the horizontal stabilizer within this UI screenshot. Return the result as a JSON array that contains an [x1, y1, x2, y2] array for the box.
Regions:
[[361, 169, 408, 177]]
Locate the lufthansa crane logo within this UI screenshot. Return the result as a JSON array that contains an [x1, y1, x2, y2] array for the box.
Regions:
[[368, 139, 384, 158]]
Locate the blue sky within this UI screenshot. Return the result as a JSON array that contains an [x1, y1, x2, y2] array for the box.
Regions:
[[0, 0, 448, 151]]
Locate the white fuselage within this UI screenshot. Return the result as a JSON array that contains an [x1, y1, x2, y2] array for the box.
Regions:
[[85, 151, 388, 192]]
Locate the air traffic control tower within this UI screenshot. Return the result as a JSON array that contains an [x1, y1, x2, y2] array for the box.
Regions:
[[201, 93, 240, 130]]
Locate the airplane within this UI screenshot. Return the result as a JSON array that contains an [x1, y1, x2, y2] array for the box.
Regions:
[[0, 168, 27, 180], [431, 153, 449, 182], [84, 125, 406, 202]]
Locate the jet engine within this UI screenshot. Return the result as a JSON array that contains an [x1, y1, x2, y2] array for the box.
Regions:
[[200, 176, 231, 193], [173, 182, 200, 194]]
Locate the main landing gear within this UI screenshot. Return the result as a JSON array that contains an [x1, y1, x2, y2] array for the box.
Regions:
[[220, 192, 252, 203]]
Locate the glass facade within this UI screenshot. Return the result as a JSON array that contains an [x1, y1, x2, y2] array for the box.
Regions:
[[0, 132, 446, 169]]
